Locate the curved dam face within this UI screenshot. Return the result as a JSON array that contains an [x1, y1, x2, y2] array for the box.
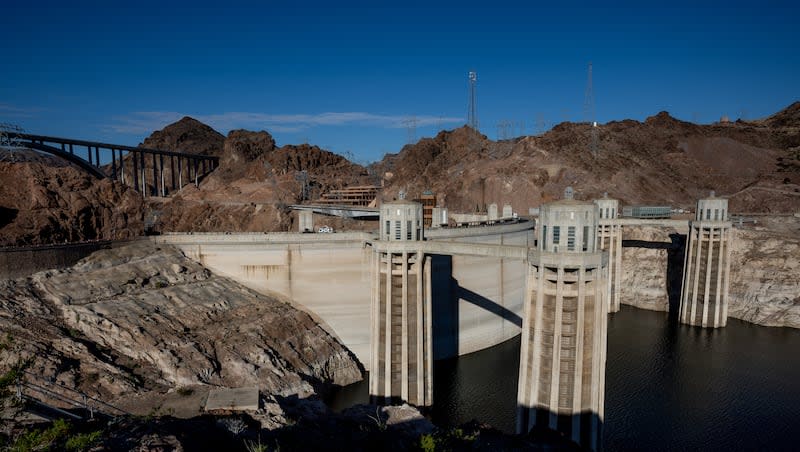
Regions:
[[154, 222, 532, 368], [426, 223, 532, 360]]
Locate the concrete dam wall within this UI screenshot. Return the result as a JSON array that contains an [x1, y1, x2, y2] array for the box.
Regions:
[[155, 222, 533, 368]]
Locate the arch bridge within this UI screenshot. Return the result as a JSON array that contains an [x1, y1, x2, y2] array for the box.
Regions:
[[4, 133, 219, 196]]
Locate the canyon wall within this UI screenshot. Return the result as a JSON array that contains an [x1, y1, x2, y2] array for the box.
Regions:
[[620, 224, 800, 328]]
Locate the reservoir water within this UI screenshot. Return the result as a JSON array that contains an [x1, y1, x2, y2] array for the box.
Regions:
[[330, 306, 800, 450]]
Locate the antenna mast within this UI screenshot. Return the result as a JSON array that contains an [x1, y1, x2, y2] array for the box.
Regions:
[[584, 62, 598, 156], [468, 71, 478, 132]]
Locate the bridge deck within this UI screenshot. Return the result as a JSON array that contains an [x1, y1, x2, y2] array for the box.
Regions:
[[290, 204, 379, 218], [7, 132, 218, 195]]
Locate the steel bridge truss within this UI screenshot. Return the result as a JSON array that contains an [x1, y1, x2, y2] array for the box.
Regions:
[[6, 133, 219, 196]]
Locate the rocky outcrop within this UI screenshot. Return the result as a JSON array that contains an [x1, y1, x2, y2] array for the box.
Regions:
[[221, 130, 276, 168], [0, 150, 144, 246], [728, 228, 800, 327], [148, 127, 370, 234], [619, 223, 800, 328], [140, 116, 225, 157], [620, 226, 677, 312], [0, 241, 362, 407]]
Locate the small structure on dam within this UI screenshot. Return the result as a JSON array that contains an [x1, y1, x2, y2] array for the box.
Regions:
[[679, 192, 732, 328], [595, 193, 622, 313], [517, 188, 608, 451], [370, 199, 433, 406], [298, 210, 313, 232]]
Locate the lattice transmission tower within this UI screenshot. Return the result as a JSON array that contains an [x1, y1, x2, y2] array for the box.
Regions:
[[294, 170, 309, 201], [0, 123, 25, 162], [402, 116, 418, 145], [467, 71, 478, 132], [584, 62, 598, 156]]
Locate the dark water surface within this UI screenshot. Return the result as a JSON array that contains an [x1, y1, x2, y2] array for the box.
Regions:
[[330, 306, 800, 450]]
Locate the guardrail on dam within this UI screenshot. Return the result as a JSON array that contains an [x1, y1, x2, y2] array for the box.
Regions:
[[153, 221, 534, 368]]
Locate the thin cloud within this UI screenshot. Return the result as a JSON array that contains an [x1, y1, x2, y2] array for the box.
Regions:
[[108, 111, 463, 135], [0, 103, 42, 118]]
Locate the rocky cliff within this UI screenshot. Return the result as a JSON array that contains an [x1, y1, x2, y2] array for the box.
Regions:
[[0, 241, 362, 408], [620, 221, 800, 328], [0, 150, 144, 246], [728, 225, 800, 327]]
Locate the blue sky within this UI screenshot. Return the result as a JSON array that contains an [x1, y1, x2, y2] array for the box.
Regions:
[[1, 1, 798, 162]]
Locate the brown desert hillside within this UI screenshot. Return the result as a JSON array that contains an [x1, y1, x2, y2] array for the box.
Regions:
[[1, 103, 798, 245], [375, 103, 800, 214], [142, 121, 372, 233]]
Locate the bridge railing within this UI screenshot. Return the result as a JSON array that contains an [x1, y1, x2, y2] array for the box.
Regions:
[[8, 133, 219, 197]]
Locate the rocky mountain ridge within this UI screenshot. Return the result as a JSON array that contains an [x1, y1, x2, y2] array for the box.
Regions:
[[374, 104, 800, 214], [2, 102, 798, 245]]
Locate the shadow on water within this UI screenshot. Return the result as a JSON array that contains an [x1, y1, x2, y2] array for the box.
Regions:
[[518, 408, 602, 451], [430, 335, 520, 433]]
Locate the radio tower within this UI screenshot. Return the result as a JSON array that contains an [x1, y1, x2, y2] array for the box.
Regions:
[[468, 71, 478, 132], [584, 62, 598, 156]]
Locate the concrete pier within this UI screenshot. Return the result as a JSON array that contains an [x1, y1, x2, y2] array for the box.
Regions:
[[370, 200, 433, 406], [679, 193, 732, 328], [517, 190, 608, 451], [595, 194, 622, 313]]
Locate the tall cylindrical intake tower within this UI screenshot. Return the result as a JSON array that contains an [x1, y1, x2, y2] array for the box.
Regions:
[[679, 193, 732, 328], [517, 189, 608, 451], [371, 200, 433, 406]]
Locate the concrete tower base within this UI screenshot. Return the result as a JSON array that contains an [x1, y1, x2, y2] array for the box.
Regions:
[[517, 252, 607, 450], [370, 247, 433, 406], [679, 194, 732, 328], [679, 222, 732, 328]]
